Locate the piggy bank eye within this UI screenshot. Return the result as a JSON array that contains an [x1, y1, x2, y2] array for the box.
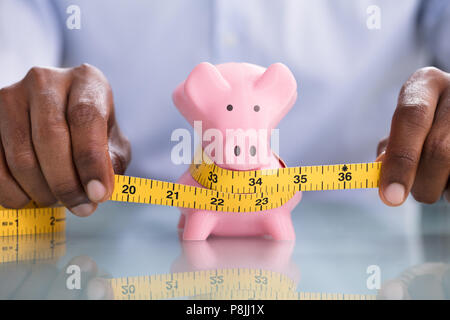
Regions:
[[253, 105, 260, 112], [226, 104, 233, 111]]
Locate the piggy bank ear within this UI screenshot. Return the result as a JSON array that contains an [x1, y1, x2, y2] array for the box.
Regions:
[[254, 63, 297, 111], [184, 62, 231, 113]]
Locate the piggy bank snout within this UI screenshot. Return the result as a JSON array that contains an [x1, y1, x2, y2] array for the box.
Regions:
[[232, 144, 257, 157], [217, 136, 272, 170]]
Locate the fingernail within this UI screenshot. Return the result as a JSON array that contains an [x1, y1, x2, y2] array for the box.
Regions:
[[383, 183, 406, 206], [376, 150, 386, 162], [70, 203, 95, 217], [444, 190, 450, 203], [87, 180, 106, 202]]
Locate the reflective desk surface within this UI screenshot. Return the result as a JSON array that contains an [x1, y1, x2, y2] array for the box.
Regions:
[[1, 194, 449, 300]]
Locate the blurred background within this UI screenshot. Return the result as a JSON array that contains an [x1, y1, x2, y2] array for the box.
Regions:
[[0, 0, 449, 232], [0, 0, 450, 300]]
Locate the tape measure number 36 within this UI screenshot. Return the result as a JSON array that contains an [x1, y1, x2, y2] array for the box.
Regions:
[[0, 155, 381, 236], [110, 154, 381, 212]]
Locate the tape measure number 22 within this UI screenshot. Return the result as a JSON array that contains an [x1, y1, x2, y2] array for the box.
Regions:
[[1, 152, 381, 236], [111, 152, 381, 212]]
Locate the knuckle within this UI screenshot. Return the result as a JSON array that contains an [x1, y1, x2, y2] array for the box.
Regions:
[[35, 116, 67, 142], [8, 150, 37, 172], [76, 149, 105, 168], [68, 102, 104, 127], [393, 103, 431, 131], [422, 136, 450, 165], [25, 66, 53, 88], [0, 86, 21, 114], [0, 87, 12, 105], [36, 123, 67, 142], [387, 148, 420, 169], [74, 63, 105, 80], [413, 67, 444, 81], [6, 126, 30, 147], [73, 63, 111, 93], [52, 181, 85, 205], [76, 63, 96, 74]]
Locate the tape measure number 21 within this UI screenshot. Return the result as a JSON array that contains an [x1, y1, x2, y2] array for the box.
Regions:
[[111, 152, 381, 212]]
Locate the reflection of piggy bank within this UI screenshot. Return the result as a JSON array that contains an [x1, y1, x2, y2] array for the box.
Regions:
[[172, 62, 301, 240], [170, 235, 300, 285]]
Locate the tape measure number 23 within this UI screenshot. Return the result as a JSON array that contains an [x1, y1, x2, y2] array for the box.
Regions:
[[1, 151, 381, 236], [111, 152, 381, 213]]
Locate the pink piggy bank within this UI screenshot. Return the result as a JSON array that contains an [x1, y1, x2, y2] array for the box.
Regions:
[[173, 62, 301, 241]]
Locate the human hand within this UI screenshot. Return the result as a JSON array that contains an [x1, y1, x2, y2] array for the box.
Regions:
[[0, 64, 131, 216], [377, 67, 449, 206]]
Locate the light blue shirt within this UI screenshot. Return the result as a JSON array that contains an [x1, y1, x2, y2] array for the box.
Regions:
[[1, 0, 449, 215]]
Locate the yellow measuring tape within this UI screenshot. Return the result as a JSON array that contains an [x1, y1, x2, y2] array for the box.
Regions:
[[0, 152, 381, 236], [110, 152, 381, 212], [0, 153, 381, 299], [0, 206, 66, 237]]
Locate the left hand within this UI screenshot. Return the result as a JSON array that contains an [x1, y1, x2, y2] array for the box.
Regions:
[[377, 67, 449, 206]]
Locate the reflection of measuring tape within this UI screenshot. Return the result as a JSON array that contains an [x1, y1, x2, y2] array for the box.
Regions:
[[0, 152, 381, 236], [0, 232, 66, 263], [0, 233, 376, 300], [109, 269, 376, 300]]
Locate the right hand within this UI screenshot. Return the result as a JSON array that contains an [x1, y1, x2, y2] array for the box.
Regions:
[[0, 64, 131, 216]]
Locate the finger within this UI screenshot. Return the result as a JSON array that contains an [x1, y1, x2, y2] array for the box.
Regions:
[[380, 67, 449, 206], [108, 124, 132, 175], [67, 64, 115, 204], [411, 88, 450, 203], [0, 136, 30, 208], [0, 81, 56, 206], [28, 73, 96, 216]]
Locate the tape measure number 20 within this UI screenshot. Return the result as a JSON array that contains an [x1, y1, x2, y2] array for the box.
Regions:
[[110, 152, 381, 212], [0, 152, 381, 237]]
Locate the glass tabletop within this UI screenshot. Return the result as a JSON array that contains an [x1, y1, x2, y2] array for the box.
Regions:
[[1, 196, 449, 300]]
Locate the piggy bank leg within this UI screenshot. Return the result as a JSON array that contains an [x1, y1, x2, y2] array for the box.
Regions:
[[182, 211, 217, 241], [177, 214, 186, 229], [263, 211, 295, 241]]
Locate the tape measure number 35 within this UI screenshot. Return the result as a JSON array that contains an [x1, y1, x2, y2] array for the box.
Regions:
[[110, 155, 382, 212], [0, 155, 381, 236]]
